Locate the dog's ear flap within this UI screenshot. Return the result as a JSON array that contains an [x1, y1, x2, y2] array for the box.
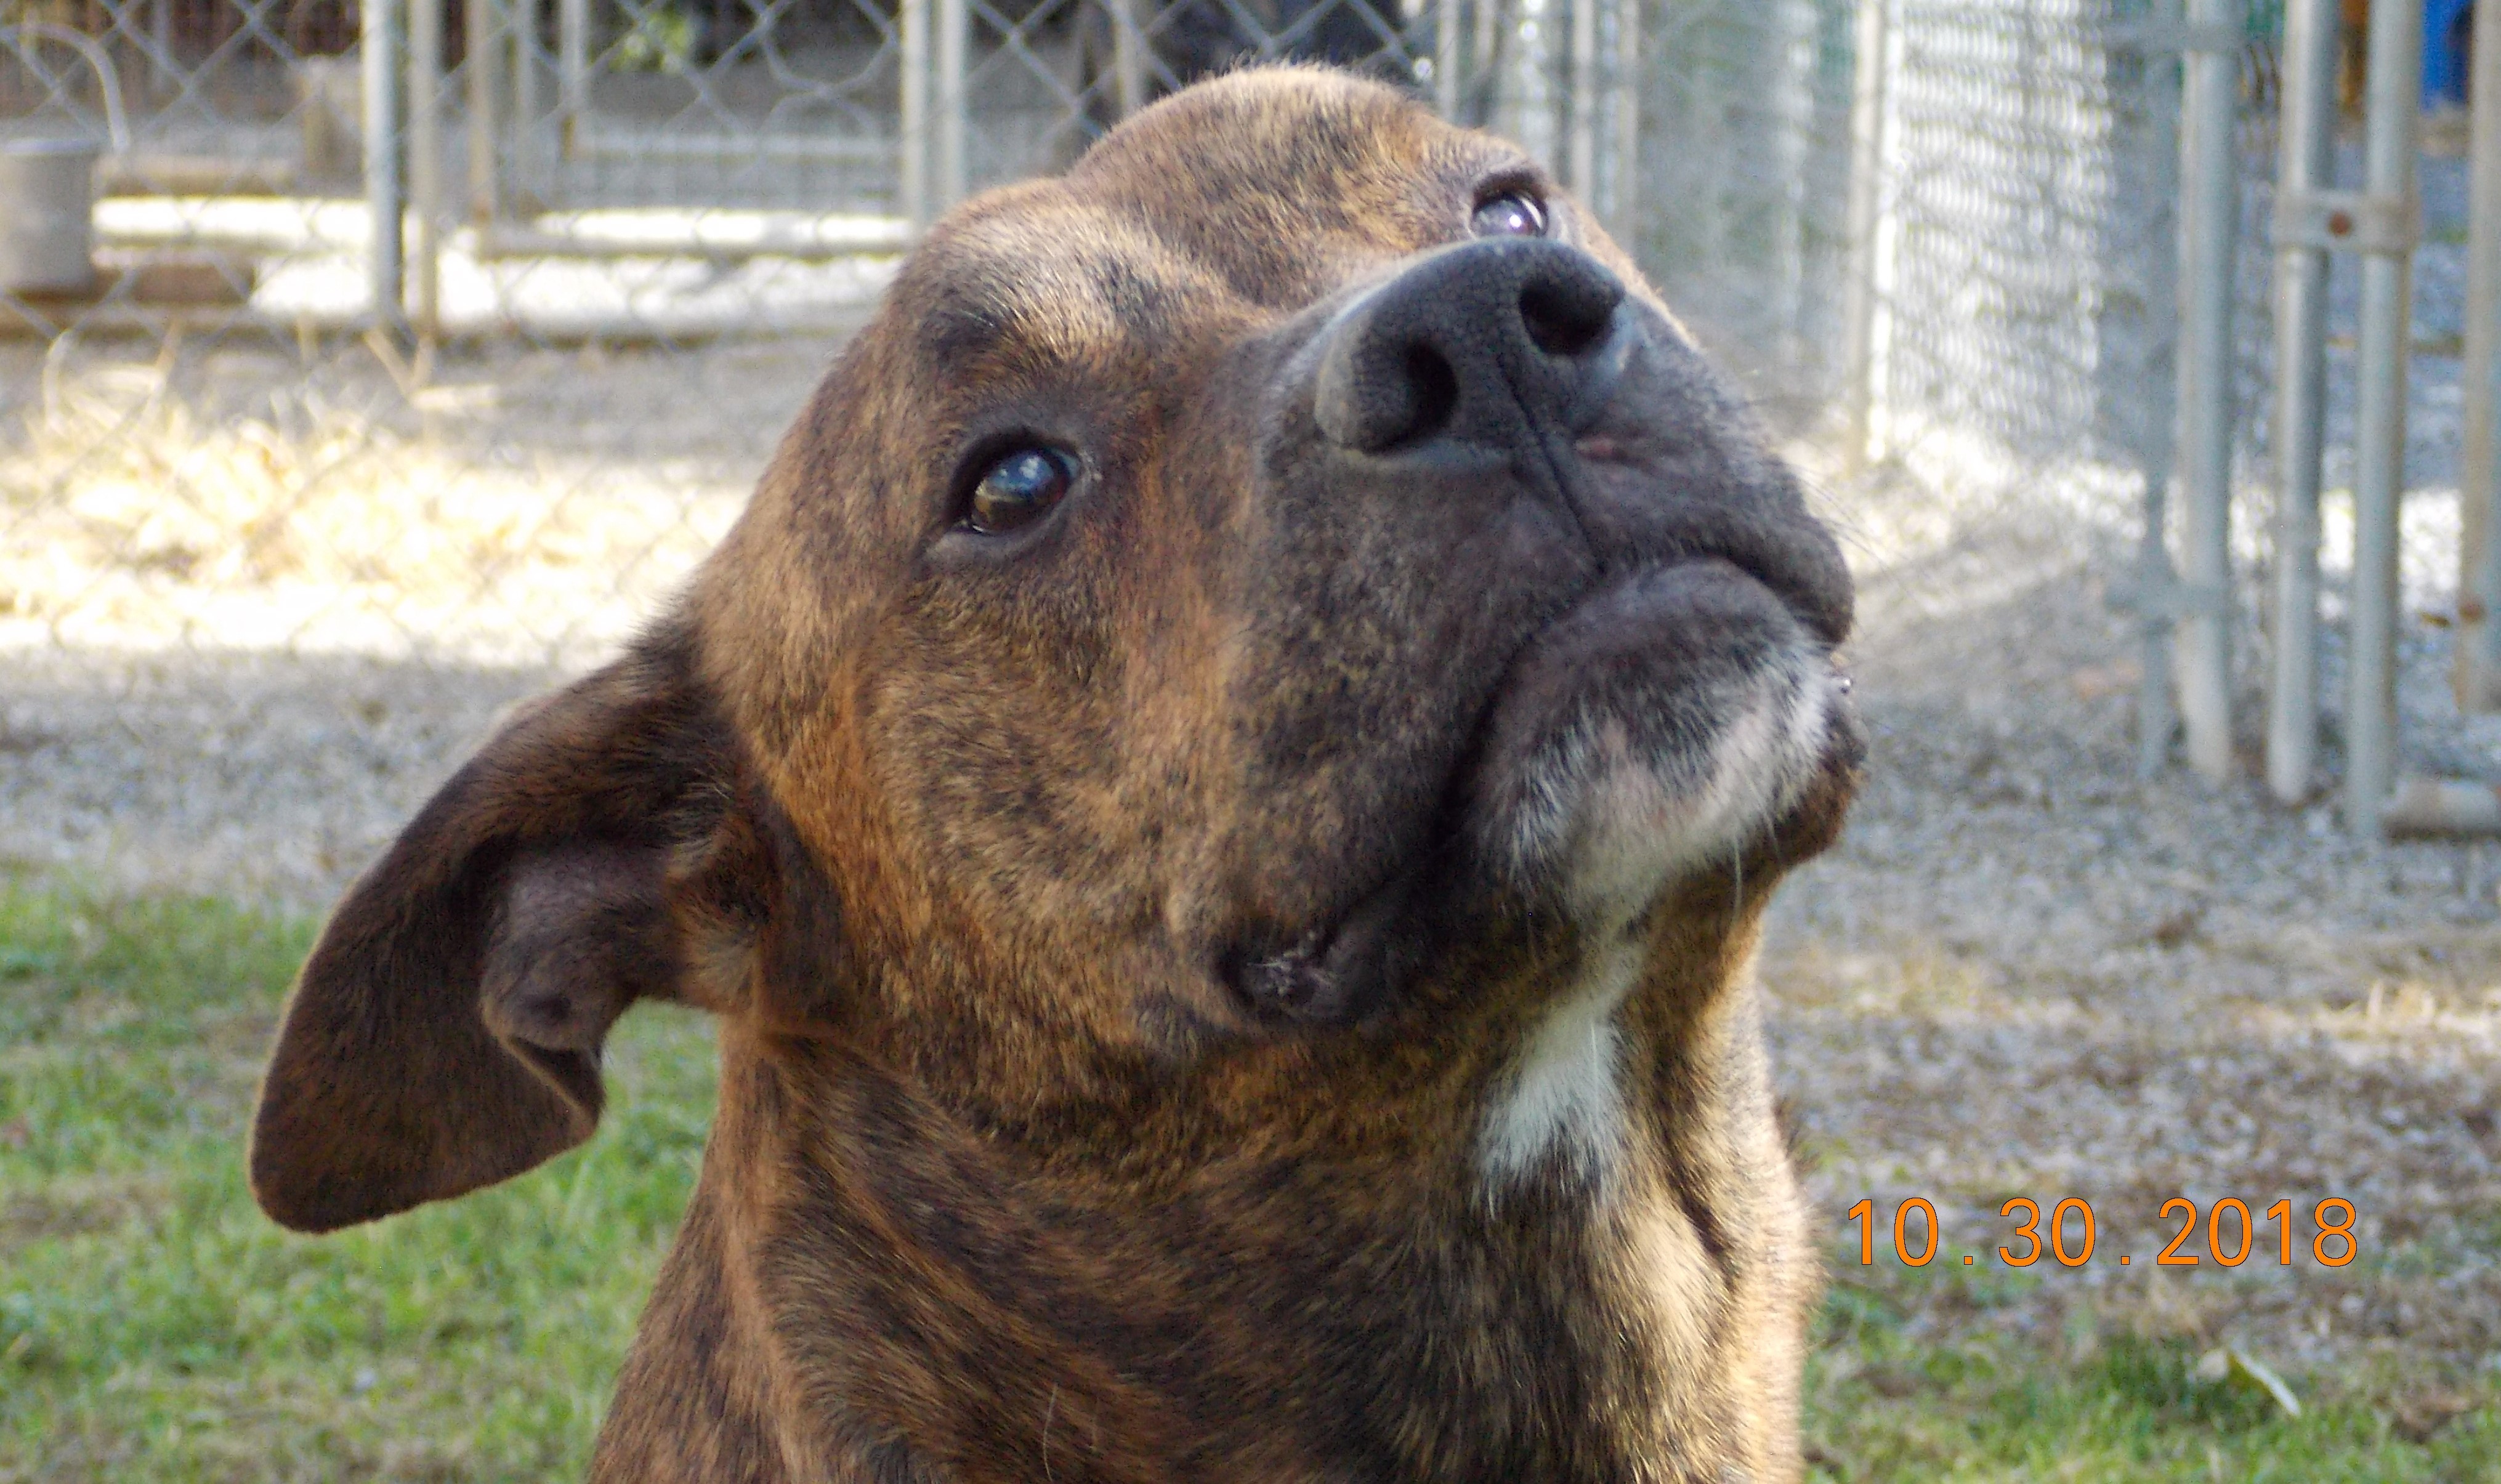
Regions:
[[250, 631, 762, 1232]]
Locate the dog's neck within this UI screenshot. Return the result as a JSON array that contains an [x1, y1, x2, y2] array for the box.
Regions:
[[592, 913, 1811, 1484]]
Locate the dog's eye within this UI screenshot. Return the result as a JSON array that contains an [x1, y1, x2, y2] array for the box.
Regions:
[[1471, 192, 1547, 239], [965, 447, 1076, 535]]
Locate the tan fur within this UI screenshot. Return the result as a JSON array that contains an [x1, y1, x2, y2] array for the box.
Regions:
[[251, 67, 1862, 1482]]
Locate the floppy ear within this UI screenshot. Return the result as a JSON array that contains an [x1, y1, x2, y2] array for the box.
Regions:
[[250, 624, 767, 1232]]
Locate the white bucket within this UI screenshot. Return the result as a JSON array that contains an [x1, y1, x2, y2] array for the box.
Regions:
[[0, 137, 101, 294]]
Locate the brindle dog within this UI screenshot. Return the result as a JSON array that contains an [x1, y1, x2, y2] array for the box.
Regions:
[[250, 67, 1861, 1483]]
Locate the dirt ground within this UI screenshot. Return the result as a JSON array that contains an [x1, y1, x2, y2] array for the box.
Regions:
[[1764, 494, 2501, 1407], [6, 329, 2499, 1415]]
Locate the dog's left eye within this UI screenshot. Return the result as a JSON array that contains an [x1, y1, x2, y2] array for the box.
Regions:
[[965, 447, 1075, 535], [1471, 192, 1548, 238]]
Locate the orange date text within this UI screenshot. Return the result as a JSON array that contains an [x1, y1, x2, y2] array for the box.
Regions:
[[1844, 1196, 2359, 1269]]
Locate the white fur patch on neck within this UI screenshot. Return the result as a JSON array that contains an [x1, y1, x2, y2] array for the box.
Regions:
[[1477, 943, 1642, 1190], [1476, 658, 1838, 1195]]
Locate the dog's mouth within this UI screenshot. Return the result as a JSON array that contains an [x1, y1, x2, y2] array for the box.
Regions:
[[1220, 858, 1437, 1026], [1460, 557, 1854, 915], [1221, 553, 1857, 1028]]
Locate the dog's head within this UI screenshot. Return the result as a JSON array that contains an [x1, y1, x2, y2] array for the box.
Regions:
[[251, 67, 1857, 1232]]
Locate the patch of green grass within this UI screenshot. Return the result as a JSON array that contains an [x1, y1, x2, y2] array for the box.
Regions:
[[0, 879, 716, 1481], [1803, 1273, 2501, 1482], [4, 876, 2495, 1480]]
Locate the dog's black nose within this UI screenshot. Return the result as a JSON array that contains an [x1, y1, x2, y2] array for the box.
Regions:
[[1314, 238, 1631, 454]]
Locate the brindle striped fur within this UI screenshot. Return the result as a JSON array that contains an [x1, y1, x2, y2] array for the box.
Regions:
[[251, 67, 1862, 1483]]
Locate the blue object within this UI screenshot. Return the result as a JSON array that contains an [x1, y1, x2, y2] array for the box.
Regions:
[[2428, 0, 2476, 107]]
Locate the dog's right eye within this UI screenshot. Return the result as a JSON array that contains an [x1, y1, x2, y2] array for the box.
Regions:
[[1471, 192, 1548, 239], [964, 447, 1075, 535]]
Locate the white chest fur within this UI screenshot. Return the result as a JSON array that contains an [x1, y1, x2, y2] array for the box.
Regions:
[[1476, 943, 1642, 1190], [1474, 645, 1838, 1194]]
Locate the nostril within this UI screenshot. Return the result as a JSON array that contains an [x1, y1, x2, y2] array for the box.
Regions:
[[1520, 283, 1612, 358], [1400, 344, 1460, 445], [1510, 276, 1610, 360]]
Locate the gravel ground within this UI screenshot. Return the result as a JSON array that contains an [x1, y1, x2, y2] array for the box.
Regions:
[[1763, 506, 2501, 1397], [6, 307, 2499, 1408], [1, 331, 834, 901]]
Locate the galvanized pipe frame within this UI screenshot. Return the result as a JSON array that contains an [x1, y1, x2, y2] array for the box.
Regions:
[[2263, 0, 2501, 839], [2128, 0, 2187, 785], [467, 0, 501, 227], [2171, 0, 2241, 785], [2342, 0, 2422, 833], [366, 0, 407, 334], [560, 0, 591, 158], [1609, 0, 1637, 244], [2457, 0, 2501, 712], [1113, 0, 1149, 120], [937, 0, 968, 211], [1437, 0, 1461, 118], [2265, 0, 2338, 807], [1569, 0, 1598, 197], [1838, 0, 1890, 477], [515, 0, 546, 203], [408, 0, 445, 341], [2348, 4, 2501, 839], [901, 0, 929, 230], [900, 0, 974, 235]]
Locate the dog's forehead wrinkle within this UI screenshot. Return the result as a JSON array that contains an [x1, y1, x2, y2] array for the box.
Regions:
[[1065, 81, 1518, 308], [913, 205, 1235, 381]]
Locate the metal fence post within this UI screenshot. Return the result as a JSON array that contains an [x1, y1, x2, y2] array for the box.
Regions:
[[559, 0, 589, 158], [901, 0, 929, 233], [514, 0, 544, 208], [1437, 0, 1461, 118], [2173, 0, 2241, 782], [1474, 0, 1500, 127], [2457, 0, 2501, 711], [148, 0, 174, 101], [2343, 0, 2422, 832], [2130, 1, 2185, 782], [1114, 0, 1149, 120], [467, 0, 502, 227], [938, 0, 967, 209], [1764, 0, 1816, 368], [1569, 0, 1597, 193], [2265, 0, 2339, 804], [1840, 0, 1892, 475], [365, 0, 406, 332], [1610, 0, 1638, 241], [1508, 0, 1554, 167], [409, 0, 443, 341]]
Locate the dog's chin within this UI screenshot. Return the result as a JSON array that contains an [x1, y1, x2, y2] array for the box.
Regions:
[[1460, 559, 1854, 935], [1222, 560, 1852, 1028]]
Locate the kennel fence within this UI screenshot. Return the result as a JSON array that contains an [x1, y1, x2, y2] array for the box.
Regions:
[[2, 0, 2495, 903]]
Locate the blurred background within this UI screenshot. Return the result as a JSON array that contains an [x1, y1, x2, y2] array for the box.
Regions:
[[7, 0, 2501, 1478], [6, 0, 2499, 900]]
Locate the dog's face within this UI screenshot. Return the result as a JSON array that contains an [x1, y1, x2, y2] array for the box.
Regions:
[[252, 68, 1854, 1233]]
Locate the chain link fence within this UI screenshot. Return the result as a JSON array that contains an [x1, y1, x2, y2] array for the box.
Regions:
[[3, 0, 2495, 903]]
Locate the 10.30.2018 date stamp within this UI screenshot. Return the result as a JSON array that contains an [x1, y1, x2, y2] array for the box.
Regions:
[[1847, 1196, 2361, 1270]]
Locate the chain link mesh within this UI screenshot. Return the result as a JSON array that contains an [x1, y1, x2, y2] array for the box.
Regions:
[[2, 0, 2492, 902]]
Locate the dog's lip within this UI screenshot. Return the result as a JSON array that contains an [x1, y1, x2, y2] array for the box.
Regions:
[[1463, 551, 1821, 755], [1562, 473, 1852, 648], [1219, 860, 1428, 1026]]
